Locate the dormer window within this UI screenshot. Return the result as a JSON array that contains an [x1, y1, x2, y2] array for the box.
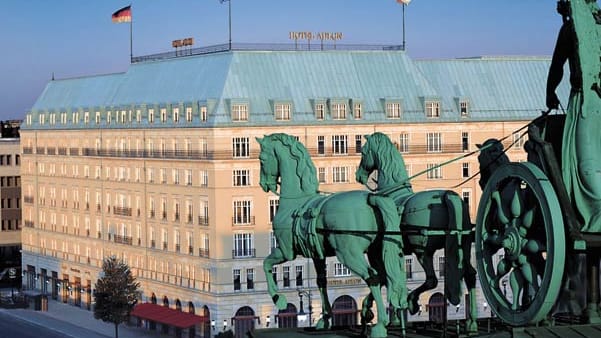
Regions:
[[200, 106, 207, 122], [148, 108, 155, 123], [460, 100, 469, 117], [160, 108, 167, 123], [331, 103, 347, 120], [353, 102, 362, 119], [386, 102, 401, 119], [173, 107, 180, 123], [185, 107, 192, 122], [425, 101, 440, 118], [275, 103, 291, 121], [232, 104, 248, 122], [315, 103, 325, 120], [39, 113, 46, 125]]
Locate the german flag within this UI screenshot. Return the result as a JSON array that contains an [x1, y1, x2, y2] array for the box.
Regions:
[[112, 5, 132, 23]]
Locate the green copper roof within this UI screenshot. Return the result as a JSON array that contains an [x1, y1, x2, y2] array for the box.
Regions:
[[25, 50, 569, 130]]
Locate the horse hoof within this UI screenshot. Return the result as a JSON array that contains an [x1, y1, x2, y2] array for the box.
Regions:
[[362, 309, 374, 323], [407, 296, 420, 315], [315, 318, 330, 330], [466, 320, 478, 334], [370, 323, 387, 338], [272, 294, 288, 310]]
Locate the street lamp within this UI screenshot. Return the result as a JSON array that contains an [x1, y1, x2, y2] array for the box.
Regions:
[[397, 0, 411, 50], [297, 290, 313, 326]]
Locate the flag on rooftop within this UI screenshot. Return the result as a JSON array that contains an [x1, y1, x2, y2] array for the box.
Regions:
[[396, 0, 411, 4], [112, 5, 132, 23]]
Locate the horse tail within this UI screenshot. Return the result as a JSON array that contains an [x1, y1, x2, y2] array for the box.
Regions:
[[443, 191, 464, 305], [368, 194, 407, 309]]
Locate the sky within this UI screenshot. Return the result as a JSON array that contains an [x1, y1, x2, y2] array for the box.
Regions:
[[0, 0, 567, 121]]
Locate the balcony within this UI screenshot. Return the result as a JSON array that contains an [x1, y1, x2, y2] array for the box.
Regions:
[[150, 240, 156, 249], [188, 246, 194, 255], [199, 248, 210, 258], [113, 206, 132, 217], [24, 221, 34, 228], [113, 234, 133, 245], [198, 216, 209, 226], [23, 147, 33, 154], [232, 248, 256, 258], [232, 216, 255, 226], [175, 244, 181, 253], [163, 242, 168, 250], [24, 196, 34, 204]]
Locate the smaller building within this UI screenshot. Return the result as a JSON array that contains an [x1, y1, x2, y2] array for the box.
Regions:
[[0, 120, 21, 290]]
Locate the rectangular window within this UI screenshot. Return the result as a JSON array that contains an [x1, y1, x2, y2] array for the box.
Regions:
[[233, 269, 241, 291], [186, 170, 192, 186], [334, 262, 351, 277], [232, 104, 248, 122], [427, 163, 442, 179], [233, 200, 252, 225], [462, 163, 470, 178], [295, 265, 303, 287], [513, 132, 525, 149], [317, 136, 325, 155], [247, 268, 255, 290], [233, 233, 254, 258], [315, 103, 325, 120], [438, 256, 445, 277], [283, 266, 290, 287], [386, 102, 401, 118], [353, 102, 362, 119], [332, 135, 348, 155], [275, 103, 291, 121], [95, 112, 101, 124], [233, 169, 251, 186], [84, 112, 89, 124], [232, 137, 250, 158], [406, 258, 413, 279], [332, 166, 349, 183], [173, 107, 180, 123], [318, 167, 326, 183], [331, 103, 346, 120], [427, 132, 442, 153], [148, 108, 155, 123], [160, 108, 167, 122], [425, 101, 440, 118], [462, 190, 471, 210], [399, 133, 409, 153], [136, 109, 141, 123], [200, 106, 207, 122], [355, 135, 362, 154], [185, 107, 193, 122], [272, 266, 278, 287], [106, 111, 112, 124], [269, 199, 279, 224], [460, 101, 469, 116], [462, 132, 469, 152]]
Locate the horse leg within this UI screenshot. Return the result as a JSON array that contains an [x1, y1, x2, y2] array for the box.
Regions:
[[360, 292, 375, 336], [335, 245, 389, 338], [263, 248, 289, 310], [312, 258, 332, 329], [408, 252, 438, 315], [464, 259, 479, 333]]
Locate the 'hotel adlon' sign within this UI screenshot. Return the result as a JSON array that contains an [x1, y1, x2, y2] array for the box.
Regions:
[[289, 31, 343, 42]]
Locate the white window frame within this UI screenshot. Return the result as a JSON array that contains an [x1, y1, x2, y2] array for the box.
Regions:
[[231, 104, 248, 122], [331, 103, 347, 120], [275, 103, 291, 121], [425, 101, 440, 118], [386, 102, 401, 119], [427, 132, 442, 153]]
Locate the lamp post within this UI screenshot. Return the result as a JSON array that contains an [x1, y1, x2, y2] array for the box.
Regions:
[[297, 290, 313, 327], [398, 0, 411, 50]]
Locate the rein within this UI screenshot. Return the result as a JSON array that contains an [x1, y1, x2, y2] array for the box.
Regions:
[[375, 109, 554, 196]]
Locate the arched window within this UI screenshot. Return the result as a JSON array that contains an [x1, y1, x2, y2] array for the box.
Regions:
[[176, 299, 182, 311], [234, 306, 255, 338], [150, 293, 157, 304], [428, 292, 446, 324], [163, 296, 169, 307], [332, 295, 357, 327], [277, 303, 298, 328]]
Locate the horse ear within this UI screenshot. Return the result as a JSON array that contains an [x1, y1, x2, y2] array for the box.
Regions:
[[476, 143, 482, 149], [364, 134, 370, 140], [255, 137, 263, 146]]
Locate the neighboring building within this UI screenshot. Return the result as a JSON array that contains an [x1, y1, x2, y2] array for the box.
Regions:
[[0, 121, 21, 289], [20, 46, 568, 337]]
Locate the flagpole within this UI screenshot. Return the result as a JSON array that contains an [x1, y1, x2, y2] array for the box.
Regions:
[[130, 17, 133, 63], [228, 0, 232, 50]]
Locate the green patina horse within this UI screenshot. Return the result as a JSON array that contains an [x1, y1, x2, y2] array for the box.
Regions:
[[257, 133, 406, 338], [356, 132, 478, 333]]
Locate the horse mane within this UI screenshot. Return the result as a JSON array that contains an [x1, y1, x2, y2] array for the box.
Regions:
[[368, 132, 410, 186], [268, 133, 318, 193], [477, 138, 510, 190]]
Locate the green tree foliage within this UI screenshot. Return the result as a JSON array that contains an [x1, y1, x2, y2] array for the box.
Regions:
[[94, 256, 140, 338]]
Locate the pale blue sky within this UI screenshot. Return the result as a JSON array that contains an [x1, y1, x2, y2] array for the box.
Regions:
[[0, 1, 566, 120]]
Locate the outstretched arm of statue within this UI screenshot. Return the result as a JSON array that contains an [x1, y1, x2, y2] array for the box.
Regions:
[[546, 23, 571, 110]]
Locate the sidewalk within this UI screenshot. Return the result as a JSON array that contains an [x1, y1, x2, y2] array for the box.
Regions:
[[0, 298, 164, 338]]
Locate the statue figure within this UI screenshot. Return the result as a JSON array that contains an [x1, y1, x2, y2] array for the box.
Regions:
[[546, 0, 601, 232], [257, 133, 407, 338], [356, 132, 478, 334]]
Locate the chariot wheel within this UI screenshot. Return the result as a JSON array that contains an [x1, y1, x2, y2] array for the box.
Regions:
[[475, 162, 565, 326]]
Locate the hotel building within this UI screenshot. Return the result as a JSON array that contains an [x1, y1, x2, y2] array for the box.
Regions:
[[20, 45, 568, 337]]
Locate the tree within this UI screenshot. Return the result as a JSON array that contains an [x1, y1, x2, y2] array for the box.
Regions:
[[94, 256, 140, 338]]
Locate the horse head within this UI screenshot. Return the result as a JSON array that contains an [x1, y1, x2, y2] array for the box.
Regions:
[[356, 134, 377, 185], [257, 133, 318, 198], [477, 138, 510, 190], [357, 132, 410, 190], [256, 136, 279, 194]]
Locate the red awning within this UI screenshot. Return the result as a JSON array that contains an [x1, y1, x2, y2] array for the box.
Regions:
[[131, 303, 207, 329]]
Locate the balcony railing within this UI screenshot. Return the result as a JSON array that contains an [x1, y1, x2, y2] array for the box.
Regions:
[[232, 248, 256, 258], [113, 206, 132, 217], [113, 234, 133, 245], [150, 240, 156, 249], [199, 248, 210, 258], [24, 196, 34, 204], [198, 216, 209, 226], [232, 216, 255, 226], [24, 221, 34, 228]]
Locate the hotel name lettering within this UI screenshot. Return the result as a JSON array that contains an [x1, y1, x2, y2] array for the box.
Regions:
[[289, 31, 344, 41]]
